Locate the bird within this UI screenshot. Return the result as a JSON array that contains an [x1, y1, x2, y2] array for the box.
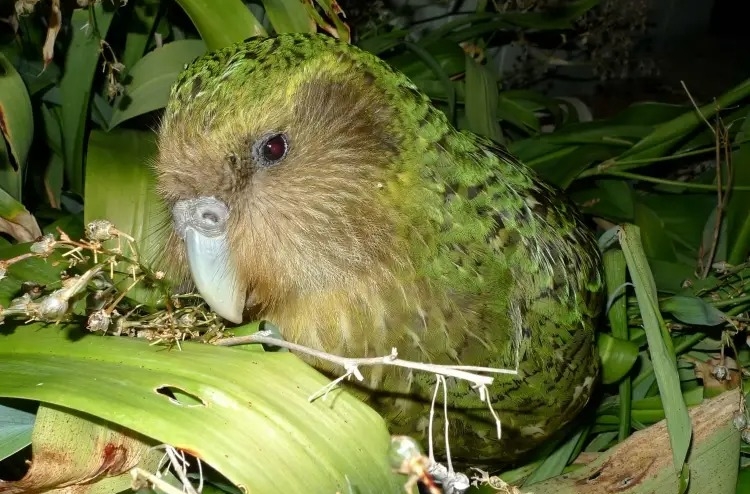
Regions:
[[154, 33, 604, 464]]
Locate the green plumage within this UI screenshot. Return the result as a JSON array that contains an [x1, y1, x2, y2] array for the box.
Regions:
[[157, 33, 604, 464]]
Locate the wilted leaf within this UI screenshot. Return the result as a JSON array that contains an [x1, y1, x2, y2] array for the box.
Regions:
[[0, 404, 162, 494], [0, 188, 41, 242], [41, 0, 62, 68], [686, 356, 740, 398], [307, 0, 351, 41]]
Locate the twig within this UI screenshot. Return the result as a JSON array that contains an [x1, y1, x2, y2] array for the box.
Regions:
[[130, 467, 185, 494], [216, 333, 503, 387], [681, 81, 716, 135], [680, 81, 734, 279], [219, 331, 507, 449]]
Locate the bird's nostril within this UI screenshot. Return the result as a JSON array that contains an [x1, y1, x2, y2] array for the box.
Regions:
[[201, 211, 220, 224]]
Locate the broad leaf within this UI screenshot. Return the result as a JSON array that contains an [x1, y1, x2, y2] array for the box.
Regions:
[[0, 325, 402, 492]]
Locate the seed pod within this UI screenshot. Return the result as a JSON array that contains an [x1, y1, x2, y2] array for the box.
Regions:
[[733, 412, 747, 431], [86, 220, 117, 241], [36, 289, 69, 320], [711, 365, 729, 381], [30, 234, 56, 256], [87, 310, 111, 333]]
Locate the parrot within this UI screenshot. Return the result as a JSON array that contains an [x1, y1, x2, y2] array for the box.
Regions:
[[154, 33, 604, 464]]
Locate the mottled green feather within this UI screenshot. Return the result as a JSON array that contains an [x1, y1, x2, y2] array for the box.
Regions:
[[160, 34, 604, 464]]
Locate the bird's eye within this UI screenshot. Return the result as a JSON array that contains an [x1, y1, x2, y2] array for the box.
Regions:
[[254, 133, 289, 166]]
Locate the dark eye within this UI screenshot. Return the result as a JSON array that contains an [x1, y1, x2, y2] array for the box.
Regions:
[[254, 133, 289, 166]]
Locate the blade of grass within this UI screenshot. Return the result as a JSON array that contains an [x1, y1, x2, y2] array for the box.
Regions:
[[617, 224, 692, 475]]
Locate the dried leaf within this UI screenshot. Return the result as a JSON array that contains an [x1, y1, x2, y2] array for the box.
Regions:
[[42, 0, 62, 68]]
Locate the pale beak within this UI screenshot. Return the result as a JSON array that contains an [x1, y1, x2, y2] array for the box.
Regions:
[[172, 196, 244, 323]]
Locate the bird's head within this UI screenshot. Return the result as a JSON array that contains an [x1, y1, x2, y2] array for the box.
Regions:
[[155, 34, 432, 323]]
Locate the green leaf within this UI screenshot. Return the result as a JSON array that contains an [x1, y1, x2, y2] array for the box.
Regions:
[[84, 129, 160, 238], [618, 224, 692, 474], [174, 0, 266, 51], [609, 102, 689, 126], [525, 428, 586, 485], [110, 40, 207, 128], [262, 0, 314, 34], [387, 41, 466, 83], [616, 78, 750, 165], [725, 106, 750, 265], [0, 52, 34, 201], [661, 296, 727, 327], [603, 248, 632, 440], [573, 180, 634, 220], [637, 194, 716, 261], [58, 2, 117, 197], [0, 49, 59, 96], [496, 93, 541, 134], [531, 144, 619, 189], [464, 55, 503, 144], [0, 326, 401, 492], [120, 0, 163, 71], [499, 0, 600, 30], [598, 333, 639, 385], [0, 401, 35, 461], [633, 201, 676, 261], [0, 242, 65, 306], [84, 129, 166, 305]]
